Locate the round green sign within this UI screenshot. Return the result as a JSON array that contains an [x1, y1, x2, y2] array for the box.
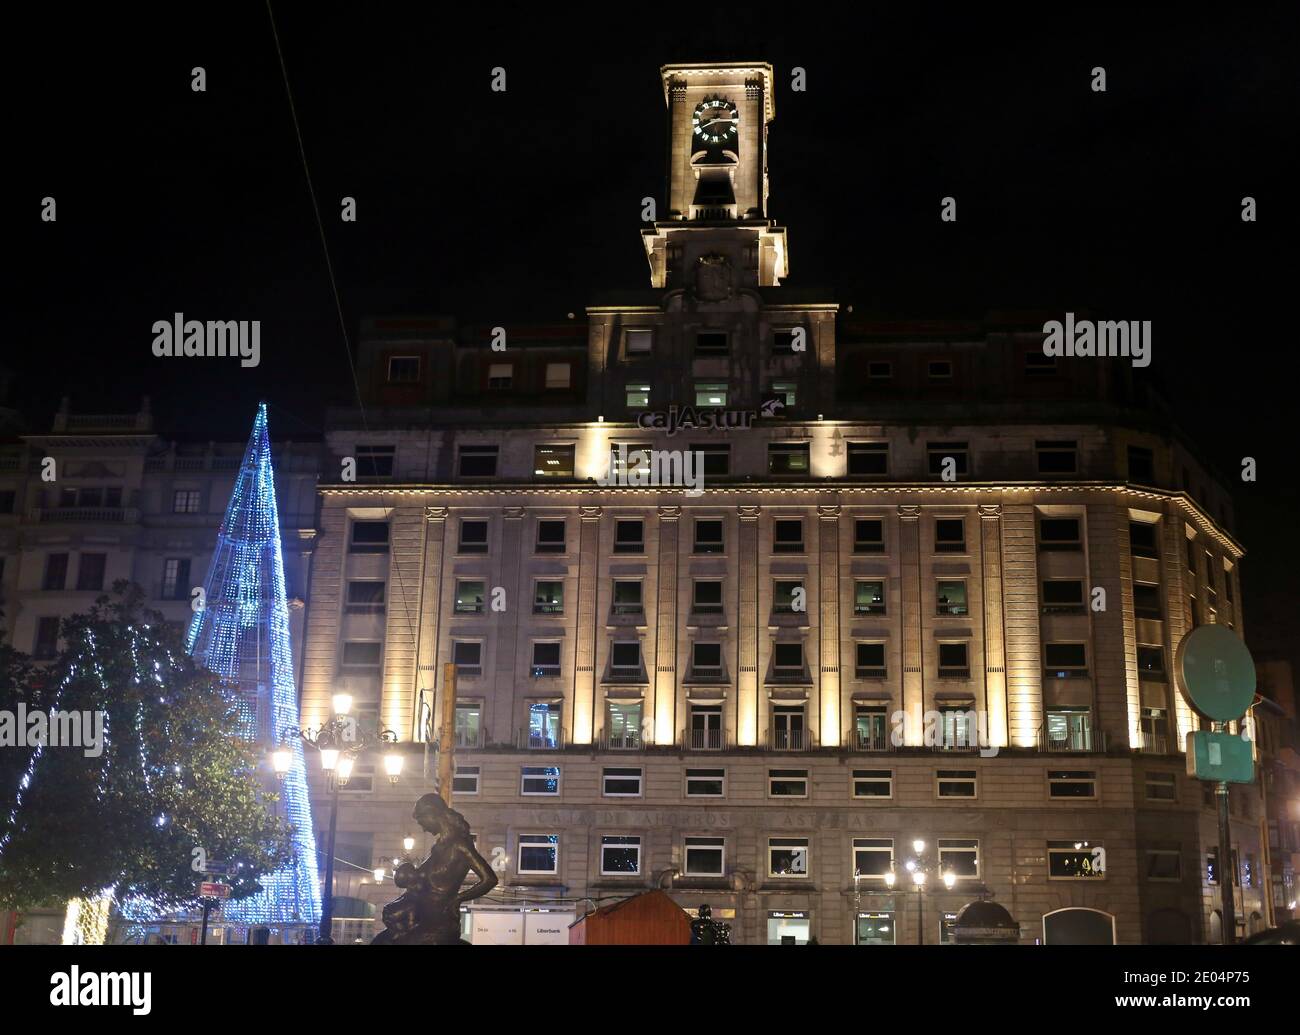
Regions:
[[1175, 625, 1256, 721]]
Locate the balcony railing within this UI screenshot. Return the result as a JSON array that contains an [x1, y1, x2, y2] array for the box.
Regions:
[[1139, 732, 1171, 755], [517, 727, 566, 750], [688, 729, 723, 751], [37, 506, 130, 524], [602, 729, 642, 750], [1037, 726, 1106, 752], [771, 729, 809, 751], [855, 729, 894, 752]]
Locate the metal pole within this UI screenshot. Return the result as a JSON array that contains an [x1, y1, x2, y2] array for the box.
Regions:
[[1216, 779, 1236, 944], [917, 886, 924, 946], [200, 899, 213, 946], [318, 776, 341, 944], [438, 663, 457, 805]]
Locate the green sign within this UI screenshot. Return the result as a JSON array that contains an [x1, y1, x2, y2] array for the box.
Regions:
[[1174, 625, 1256, 721], [1185, 730, 1254, 784]]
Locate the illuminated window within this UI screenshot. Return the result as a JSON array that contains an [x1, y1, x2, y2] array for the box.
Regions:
[[600, 836, 642, 875], [854, 580, 886, 616], [487, 363, 513, 389], [768, 838, 809, 878], [1048, 840, 1105, 879], [625, 383, 650, 407], [533, 444, 575, 478], [533, 580, 563, 615], [694, 382, 728, 406], [454, 580, 486, 615], [936, 580, 968, 616], [773, 580, 803, 614]]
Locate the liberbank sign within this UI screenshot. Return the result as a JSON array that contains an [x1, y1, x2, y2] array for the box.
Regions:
[[636, 397, 783, 437]]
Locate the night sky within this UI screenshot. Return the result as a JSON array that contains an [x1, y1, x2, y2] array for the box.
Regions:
[[10, 6, 1298, 662]]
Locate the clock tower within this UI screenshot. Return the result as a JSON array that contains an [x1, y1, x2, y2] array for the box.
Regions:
[[641, 62, 789, 291]]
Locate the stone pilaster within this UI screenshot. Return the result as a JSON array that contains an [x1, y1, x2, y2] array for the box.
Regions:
[[817, 504, 841, 747], [978, 505, 1009, 748], [737, 504, 760, 746], [1001, 504, 1042, 748], [572, 505, 602, 745], [655, 505, 680, 746], [898, 505, 922, 743], [417, 506, 449, 742], [493, 507, 525, 745]]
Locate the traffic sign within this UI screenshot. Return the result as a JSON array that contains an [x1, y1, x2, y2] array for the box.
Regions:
[[199, 882, 232, 899], [1175, 625, 1256, 721], [1185, 730, 1254, 784]]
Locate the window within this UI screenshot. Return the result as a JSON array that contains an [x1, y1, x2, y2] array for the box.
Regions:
[[852, 769, 893, 798], [692, 642, 722, 675], [928, 442, 969, 476], [452, 765, 480, 795], [520, 767, 560, 795], [341, 641, 383, 669], [600, 836, 642, 875], [867, 360, 893, 379], [936, 580, 968, 616], [773, 580, 804, 614], [937, 642, 969, 678], [534, 519, 565, 553], [1141, 707, 1170, 752], [937, 769, 977, 798], [692, 580, 723, 615], [458, 520, 488, 553], [544, 362, 571, 389], [1146, 848, 1182, 881], [355, 445, 395, 477], [773, 518, 804, 553], [1044, 643, 1088, 678], [458, 445, 498, 477], [487, 363, 513, 389], [1185, 536, 1197, 572], [612, 580, 643, 616], [695, 331, 728, 355], [853, 518, 884, 552], [1129, 522, 1158, 559], [43, 553, 68, 591], [172, 489, 201, 513], [935, 518, 966, 553], [1025, 351, 1057, 377], [855, 707, 888, 750], [625, 328, 653, 356], [33, 616, 60, 660], [684, 837, 725, 876], [1127, 445, 1155, 483], [626, 383, 651, 407], [454, 580, 485, 615], [452, 640, 481, 674], [602, 767, 643, 797], [533, 445, 575, 478], [517, 834, 558, 874], [694, 382, 727, 406], [346, 580, 385, 613], [848, 443, 889, 476], [608, 444, 650, 479], [161, 558, 191, 600], [594, 702, 637, 753], [686, 768, 725, 797], [1145, 771, 1178, 802], [1036, 440, 1078, 475], [1133, 583, 1162, 620], [350, 521, 390, 554], [689, 706, 722, 750], [768, 838, 809, 878], [387, 355, 420, 383], [694, 519, 724, 554], [938, 708, 978, 749], [769, 381, 797, 408], [610, 641, 641, 674], [772, 704, 806, 749], [693, 443, 730, 476], [0, 490, 15, 513], [521, 580, 561, 618], [938, 839, 979, 878], [1137, 645, 1165, 679], [528, 703, 560, 747], [1048, 841, 1105, 879], [1048, 770, 1097, 799], [613, 519, 643, 553], [1041, 580, 1085, 614], [454, 704, 482, 748], [1038, 518, 1081, 551], [769, 769, 809, 798], [854, 580, 886, 616], [853, 838, 894, 878], [855, 643, 886, 678], [772, 328, 799, 354], [531, 642, 561, 677], [928, 359, 953, 380], [768, 443, 810, 475], [773, 643, 804, 674]]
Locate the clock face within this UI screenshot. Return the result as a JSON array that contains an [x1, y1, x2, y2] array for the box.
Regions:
[[692, 97, 738, 146]]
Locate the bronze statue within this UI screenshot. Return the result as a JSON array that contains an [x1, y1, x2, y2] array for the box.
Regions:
[[371, 793, 498, 944]]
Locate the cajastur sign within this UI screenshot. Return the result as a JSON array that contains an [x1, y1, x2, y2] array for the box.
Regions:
[[635, 395, 786, 437]]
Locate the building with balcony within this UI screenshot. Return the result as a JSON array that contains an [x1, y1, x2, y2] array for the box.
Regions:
[[300, 61, 1266, 945]]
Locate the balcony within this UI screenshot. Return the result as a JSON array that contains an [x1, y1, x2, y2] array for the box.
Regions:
[[517, 727, 566, 750], [36, 506, 132, 524], [1138, 732, 1171, 755], [770, 728, 809, 751], [688, 728, 723, 751], [602, 729, 642, 750], [855, 728, 893, 752], [1036, 726, 1106, 753]]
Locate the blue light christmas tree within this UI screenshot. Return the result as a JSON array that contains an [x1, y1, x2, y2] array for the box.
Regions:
[[186, 403, 322, 927]]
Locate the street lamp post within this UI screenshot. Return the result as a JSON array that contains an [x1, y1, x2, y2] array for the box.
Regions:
[[273, 692, 404, 945], [883, 839, 955, 945]]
